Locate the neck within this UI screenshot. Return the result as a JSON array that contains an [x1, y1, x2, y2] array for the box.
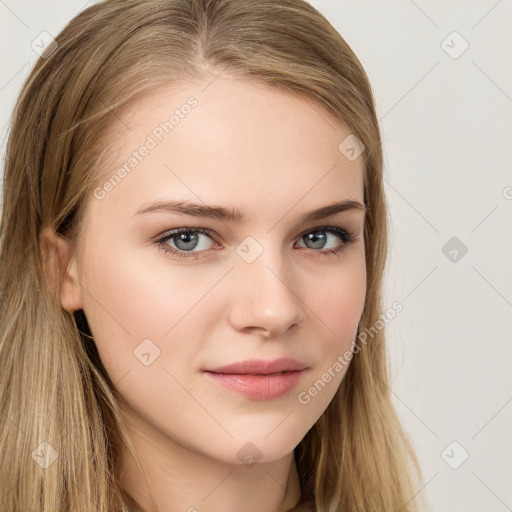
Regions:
[[115, 402, 302, 512]]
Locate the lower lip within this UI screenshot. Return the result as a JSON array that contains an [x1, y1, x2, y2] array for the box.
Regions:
[[203, 370, 305, 400]]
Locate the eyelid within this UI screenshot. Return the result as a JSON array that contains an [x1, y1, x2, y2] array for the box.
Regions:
[[155, 223, 356, 243], [154, 224, 358, 260]]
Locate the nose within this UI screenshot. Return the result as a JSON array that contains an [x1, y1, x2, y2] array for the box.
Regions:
[[228, 242, 306, 338]]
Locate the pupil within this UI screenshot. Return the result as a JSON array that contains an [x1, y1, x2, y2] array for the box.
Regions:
[[175, 232, 198, 250], [306, 231, 326, 249]]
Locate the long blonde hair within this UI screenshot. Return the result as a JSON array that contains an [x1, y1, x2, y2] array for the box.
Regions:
[[0, 0, 422, 510]]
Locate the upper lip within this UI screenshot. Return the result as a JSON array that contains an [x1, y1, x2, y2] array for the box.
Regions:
[[204, 358, 307, 375]]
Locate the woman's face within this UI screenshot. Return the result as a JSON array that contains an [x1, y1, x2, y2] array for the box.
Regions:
[[62, 76, 366, 464]]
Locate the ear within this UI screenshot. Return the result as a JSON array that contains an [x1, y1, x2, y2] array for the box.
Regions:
[[40, 228, 83, 312]]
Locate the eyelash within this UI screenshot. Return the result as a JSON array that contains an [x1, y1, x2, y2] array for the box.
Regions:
[[154, 226, 358, 260]]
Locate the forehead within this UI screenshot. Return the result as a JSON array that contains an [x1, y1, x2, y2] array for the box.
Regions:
[[88, 76, 365, 221]]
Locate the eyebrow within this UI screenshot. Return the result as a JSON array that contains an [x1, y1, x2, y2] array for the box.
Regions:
[[133, 198, 366, 223]]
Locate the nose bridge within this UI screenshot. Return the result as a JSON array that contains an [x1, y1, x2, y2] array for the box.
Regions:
[[229, 234, 304, 334]]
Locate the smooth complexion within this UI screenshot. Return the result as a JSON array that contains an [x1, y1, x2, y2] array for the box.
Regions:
[[54, 75, 367, 512]]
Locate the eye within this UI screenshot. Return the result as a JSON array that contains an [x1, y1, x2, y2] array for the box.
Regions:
[[155, 227, 220, 259], [295, 226, 357, 257], [154, 226, 357, 260]]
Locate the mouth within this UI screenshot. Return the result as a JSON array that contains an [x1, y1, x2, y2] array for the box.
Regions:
[[202, 371, 306, 401], [203, 357, 307, 375]]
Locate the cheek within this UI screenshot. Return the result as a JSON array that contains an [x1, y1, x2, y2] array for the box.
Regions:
[[309, 251, 366, 340], [299, 250, 366, 386], [78, 245, 228, 378], [294, 258, 365, 416]]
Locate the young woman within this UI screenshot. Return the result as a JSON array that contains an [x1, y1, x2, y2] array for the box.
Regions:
[[0, 0, 422, 510]]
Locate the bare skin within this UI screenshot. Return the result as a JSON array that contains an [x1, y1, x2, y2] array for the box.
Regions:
[[48, 75, 366, 512]]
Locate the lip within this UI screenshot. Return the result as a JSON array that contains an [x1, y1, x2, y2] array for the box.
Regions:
[[204, 357, 307, 375], [203, 370, 306, 400], [202, 358, 308, 401]]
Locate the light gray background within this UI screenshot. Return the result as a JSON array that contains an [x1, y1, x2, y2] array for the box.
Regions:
[[1, 1, 511, 511]]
